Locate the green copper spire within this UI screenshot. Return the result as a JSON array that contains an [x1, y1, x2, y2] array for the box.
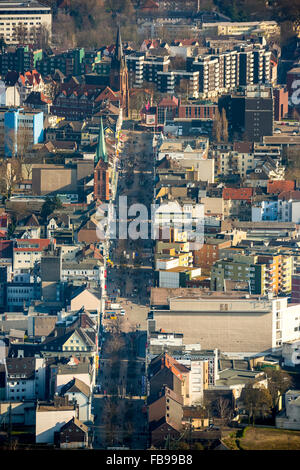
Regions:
[[95, 118, 107, 164]]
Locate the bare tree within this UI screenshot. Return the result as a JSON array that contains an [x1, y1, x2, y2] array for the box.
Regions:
[[212, 109, 222, 143], [215, 396, 232, 422], [221, 108, 229, 142], [0, 158, 22, 198], [14, 23, 28, 43]]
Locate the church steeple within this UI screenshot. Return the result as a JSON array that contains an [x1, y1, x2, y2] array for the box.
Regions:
[[109, 26, 130, 118], [95, 118, 107, 164], [114, 26, 124, 66]]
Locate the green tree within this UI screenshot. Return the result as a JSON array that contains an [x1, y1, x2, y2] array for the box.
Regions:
[[241, 382, 272, 426], [41, 195, 63, 221]]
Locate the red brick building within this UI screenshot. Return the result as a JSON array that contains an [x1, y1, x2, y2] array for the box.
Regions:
[[273, 86, 289, 121]]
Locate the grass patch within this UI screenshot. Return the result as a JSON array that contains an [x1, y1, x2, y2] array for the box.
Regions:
[[239, 426, 300, 450]]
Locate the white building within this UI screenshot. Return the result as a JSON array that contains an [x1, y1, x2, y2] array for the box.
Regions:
[[0, 0, 52, 44], [5, 357, 46, 401], [35, 398, 77, 444], [146, 331, 219, 386], [69, 287, 101, 313], [61, 378, 92, 423], [61, 261, 103, 287], [0, 80, 20, 106], [149, 294, 300, 353], [276, 390, 300, 430], [50, 359, 94, 396], [13, 239, 52, 271], [282, 339, 300, 368]]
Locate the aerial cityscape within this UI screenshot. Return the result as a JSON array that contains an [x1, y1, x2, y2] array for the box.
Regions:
[[0, 0, 300, 453]]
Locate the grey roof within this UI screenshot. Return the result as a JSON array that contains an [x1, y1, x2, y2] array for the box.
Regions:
[[6, 357, 36, 379], [215, 368, 265, 388], [61, 377, 90, 397]]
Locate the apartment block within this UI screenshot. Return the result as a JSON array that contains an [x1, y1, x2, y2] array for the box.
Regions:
[[0, 106, 44, 157], [0, 0, 52, 44]]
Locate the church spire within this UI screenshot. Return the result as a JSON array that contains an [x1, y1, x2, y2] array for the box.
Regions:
[[112, 26, 124, 68], [95, 118, 107, 164]]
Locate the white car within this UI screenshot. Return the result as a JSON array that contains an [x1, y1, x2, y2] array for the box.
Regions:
[[120, 309, 126, 315]]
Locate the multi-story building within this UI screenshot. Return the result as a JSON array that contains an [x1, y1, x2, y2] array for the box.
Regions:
[[13, 238, 52, 271], [273, 86, 289, 121], [188, 45, 271, 98], [0, 46, 42, 75], [126, 53, 170, 88], [5, 357, 46, 401], [220, 84, 274, 142], [190, 55, 220, 98], [253, 191, 300, 225], [156, 70, 199, 96], [148, 293, 300, 353], [211, 252, 292, 296], [6, 272, 41, 310], [0, 0, 52, 44], [201, 21, 280, 38], [0, 106, 44, 157], [212, 141, 255, 178]]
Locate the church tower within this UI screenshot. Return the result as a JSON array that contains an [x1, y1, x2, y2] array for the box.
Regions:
[[94, 118, 109, 202], [109, 26, 130, 117]]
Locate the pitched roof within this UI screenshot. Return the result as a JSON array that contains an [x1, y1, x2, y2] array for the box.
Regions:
[[222, 187, 253, 201], [59, 417, 88, 433], [278, 190, 300, 201], [95, 118, 107, 164], [20, 213, 41, 227], [25, 91, 51, 106], [61, 377, 90, 397], [267, 180, 295, 194], [0, 240, 13, 259], [149, 352, 189, 381], [14, 239, 52, 252], [6, 357, 36, 379]]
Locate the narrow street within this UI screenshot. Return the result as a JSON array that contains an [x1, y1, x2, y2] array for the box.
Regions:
[[92, 128, 154, 449]]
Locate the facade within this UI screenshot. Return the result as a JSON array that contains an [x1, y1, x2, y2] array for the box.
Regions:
[[149, 294, 300, 353], [211, 253, 292, 296], [1, 106, 44, 157], [0, 0, 52, 44], [282, 340, 300, 368], [221, 84, 274, 142], [13, 238, 52, 271], [6, 273, 41, 310], [35, 397, 77, 444], [276, 390, 300, 431], [5, 357, 46, 401], [273, 86, 289, 121], [61, 378, 91, 423], [61, 261, 103, 287], [55, 417, 90, 449]]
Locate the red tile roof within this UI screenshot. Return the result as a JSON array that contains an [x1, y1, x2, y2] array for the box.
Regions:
[[222, 187, 253, 201], [267, 180, 295, 194], [278, 190, 300, 201], [14, 239, 53, 252]]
